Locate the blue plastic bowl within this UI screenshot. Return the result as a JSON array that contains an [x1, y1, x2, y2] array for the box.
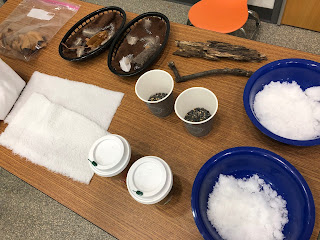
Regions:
[[243, 58, 320, 146], [191, 147, 315, 240]]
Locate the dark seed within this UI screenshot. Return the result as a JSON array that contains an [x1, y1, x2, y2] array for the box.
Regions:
[[148, 92, 168, 101], [184, 107, 211, 122]]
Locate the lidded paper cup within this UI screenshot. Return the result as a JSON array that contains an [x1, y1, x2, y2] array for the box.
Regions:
[[126, 156, 173, 204], [88, 134, 131, 177]]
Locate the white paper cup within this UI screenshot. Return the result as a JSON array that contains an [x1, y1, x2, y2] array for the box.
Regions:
[[126, 156, 173, 204], [174, 87, 218, 137], [88, 134, 131, 177], [135, 70, 174, 117]]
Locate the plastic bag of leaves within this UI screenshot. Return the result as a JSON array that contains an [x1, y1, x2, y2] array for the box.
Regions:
[[0, 0, 80, 61]]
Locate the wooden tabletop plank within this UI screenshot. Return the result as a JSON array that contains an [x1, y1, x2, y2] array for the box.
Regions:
[[1, 0, 320, 239]]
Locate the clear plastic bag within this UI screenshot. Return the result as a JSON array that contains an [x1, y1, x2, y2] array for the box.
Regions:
[[0, 0, 80, 61]]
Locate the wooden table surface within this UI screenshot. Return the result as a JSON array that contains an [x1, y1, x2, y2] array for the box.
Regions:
[[1, 0, 319, 239]]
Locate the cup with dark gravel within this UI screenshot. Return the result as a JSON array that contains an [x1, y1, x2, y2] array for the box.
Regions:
[[135, 70, 174, 117], [174, 87, 218, 137]]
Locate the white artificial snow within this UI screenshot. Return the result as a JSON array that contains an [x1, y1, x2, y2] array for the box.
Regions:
[[253, 81, 320, 140], [305, 86, 320, 101], [207, 174, 288, 240]]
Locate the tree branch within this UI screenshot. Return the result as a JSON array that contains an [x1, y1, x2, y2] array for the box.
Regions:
[[168, 61, 253, 83]]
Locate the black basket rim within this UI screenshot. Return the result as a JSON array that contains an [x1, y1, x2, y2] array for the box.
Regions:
[[59, 6, 126, 62], [107, 12, 170, 77]]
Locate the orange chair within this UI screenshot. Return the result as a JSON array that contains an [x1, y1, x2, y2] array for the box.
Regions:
[[188, 0, 260, 39]]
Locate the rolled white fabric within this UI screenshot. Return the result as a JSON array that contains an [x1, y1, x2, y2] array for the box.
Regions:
[[0, 93, 107, 184], [0, 58, 26, 120], [5, 71, 124, 129]]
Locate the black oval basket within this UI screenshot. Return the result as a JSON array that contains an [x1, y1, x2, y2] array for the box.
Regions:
[[107, 12, 170, 77], [59, 7, 126, 62]]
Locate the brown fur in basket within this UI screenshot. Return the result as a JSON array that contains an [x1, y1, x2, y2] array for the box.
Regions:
[[111, 16, 167, 73], [62, 11, 123, 58]]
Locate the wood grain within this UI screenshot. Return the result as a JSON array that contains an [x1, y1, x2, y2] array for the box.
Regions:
[[1, 0, 320, 239], [281, 0, 320, 32]]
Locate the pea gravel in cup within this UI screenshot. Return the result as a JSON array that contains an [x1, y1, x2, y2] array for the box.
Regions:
[[135, 69, 174, 118], [174, 87, 218, 137]]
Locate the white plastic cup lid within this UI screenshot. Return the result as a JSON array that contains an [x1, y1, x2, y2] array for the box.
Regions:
[[88, 134, 131, 177], [126, 156, 173, 204]]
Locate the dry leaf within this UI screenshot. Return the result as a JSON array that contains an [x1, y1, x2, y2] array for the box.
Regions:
[[86, 30, 108, 48]]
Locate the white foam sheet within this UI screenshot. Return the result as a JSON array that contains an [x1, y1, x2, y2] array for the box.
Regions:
[[0, 58, 26, 120], [5, 71, 124, 129], [0, 93, 107, 184]]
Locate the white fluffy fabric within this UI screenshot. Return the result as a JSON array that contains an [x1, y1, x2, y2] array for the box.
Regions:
[[5, 71, 124, 129], [0, 93, 107, 184], [0, 58, 26, 120]]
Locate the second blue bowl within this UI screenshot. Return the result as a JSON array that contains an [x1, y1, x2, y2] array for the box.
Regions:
[[191, 147, 315, 240]]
